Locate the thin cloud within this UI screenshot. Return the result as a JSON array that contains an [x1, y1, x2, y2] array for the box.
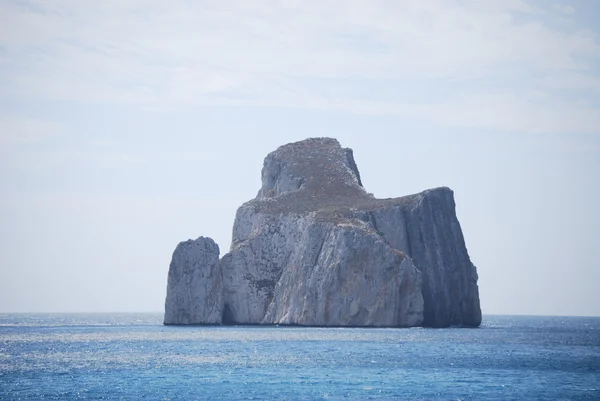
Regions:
[[0, 117, 65, 146], [1, 0, 599, 133]]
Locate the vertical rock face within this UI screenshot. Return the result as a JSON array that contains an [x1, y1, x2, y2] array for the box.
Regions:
[[164, 237, 222, 325], [164, 138, 482, 327], [220, 213, 424, 327], [402, 189, 481, 327]]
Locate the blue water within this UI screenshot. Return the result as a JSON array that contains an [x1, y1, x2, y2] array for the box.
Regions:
[[0, 314, 598, 400]]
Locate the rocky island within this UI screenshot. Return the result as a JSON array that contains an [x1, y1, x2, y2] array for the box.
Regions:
[[164, 138, 481, 327]]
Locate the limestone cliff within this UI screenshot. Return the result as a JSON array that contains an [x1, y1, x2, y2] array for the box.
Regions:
[[163, 237, 222, 325], [164, 138, 481, 327]]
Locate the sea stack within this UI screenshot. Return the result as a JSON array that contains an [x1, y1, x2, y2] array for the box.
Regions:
[[164, 138, 481, 327]]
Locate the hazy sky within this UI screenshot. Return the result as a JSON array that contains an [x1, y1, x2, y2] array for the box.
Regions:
[[1, 0, 599, 316]]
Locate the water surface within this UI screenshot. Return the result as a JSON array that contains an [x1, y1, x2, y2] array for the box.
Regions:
[[1, 314, 598, 400]]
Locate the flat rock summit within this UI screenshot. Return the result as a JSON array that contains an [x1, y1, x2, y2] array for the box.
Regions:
[[164, 138, 481, 327]]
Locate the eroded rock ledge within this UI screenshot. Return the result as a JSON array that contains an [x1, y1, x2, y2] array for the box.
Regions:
[[164, 138, 481, 328]]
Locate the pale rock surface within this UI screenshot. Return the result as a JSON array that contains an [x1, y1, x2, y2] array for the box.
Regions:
[[163, 237, 222, 325], [164, 138, 481, 327]]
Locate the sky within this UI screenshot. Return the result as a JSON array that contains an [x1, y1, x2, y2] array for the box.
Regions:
[[1, 0, 599, 316]]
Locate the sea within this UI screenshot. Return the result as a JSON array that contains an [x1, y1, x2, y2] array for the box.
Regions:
[[0, 314, 598, 400]]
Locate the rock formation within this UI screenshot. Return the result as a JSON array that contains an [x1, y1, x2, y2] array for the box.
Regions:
[[164, 138, 481, 327], [164, 237, 222, 325]]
